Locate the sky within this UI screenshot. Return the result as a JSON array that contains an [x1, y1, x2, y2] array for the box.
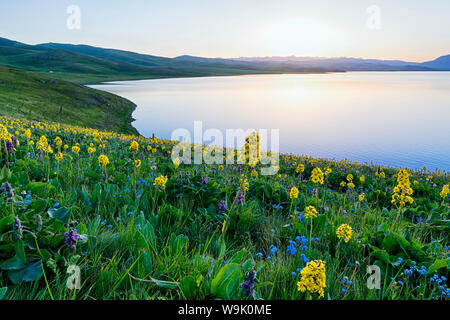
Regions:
[[1, 0, 449, 62]]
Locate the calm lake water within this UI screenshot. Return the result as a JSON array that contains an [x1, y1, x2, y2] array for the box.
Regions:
[[91, 72, 450, 171]]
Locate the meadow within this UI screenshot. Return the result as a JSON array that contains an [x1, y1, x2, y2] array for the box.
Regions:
[[0, 115, 448, 300]]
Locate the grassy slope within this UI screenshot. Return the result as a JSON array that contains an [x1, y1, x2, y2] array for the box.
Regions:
[[0, 66, 138, 134]]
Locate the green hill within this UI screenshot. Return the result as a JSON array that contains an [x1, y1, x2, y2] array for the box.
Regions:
[[0, 65, 138, 134]]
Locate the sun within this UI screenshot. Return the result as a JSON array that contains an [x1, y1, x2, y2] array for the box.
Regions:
[[261, 18, 345, 57]]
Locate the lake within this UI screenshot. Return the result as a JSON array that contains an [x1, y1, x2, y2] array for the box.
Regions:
[[90, 72, 450, 171]]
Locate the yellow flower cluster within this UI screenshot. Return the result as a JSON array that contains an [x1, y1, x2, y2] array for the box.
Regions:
[[98, 154, 109, 167], [72, 146, 80, 154], [358, 194, 365, 201], [54, 152, 63, 160], [153, 175, 168, 188], [297, 260, 326, 298], [311, 167, 324, 185], [296, 163, 305, 174], [392, 169, 414, 206], [289, 186, 299, 199], [0, 125, 11, 142], [304, 205, 317, 219], [440, 184, 449, 199], [336, 224, 353, 243], [130, 140, 139, 152]]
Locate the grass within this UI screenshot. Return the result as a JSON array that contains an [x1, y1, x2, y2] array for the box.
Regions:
[[0, 66, 138, 134], [0, 116, 448, 300]]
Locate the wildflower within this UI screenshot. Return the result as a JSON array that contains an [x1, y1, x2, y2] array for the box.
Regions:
[[347, 182, 355, 190], [64, 228, 79, 251], [250, 169, 258, 178], [340, 181, 346, 187], [297, 260, 326, 298], [304, 205, 317, 219], [134, 159, 141, 168], [290, 186, 299, 199], [440, 184, 449, 199], [236, 191, 244, 204], [269, 244, 278, 255], [71, 146, 80, 154], [241, 271, 257, 296], [98, 154, 109, 166], [346, 174, 353, 182], [336, 224, 353, 243], [153, 175, 168, 188], [358, 194, 365, 201], [55, 152, 63, 160], [129, 140, 139, 152], [324, 167, 332, 176], [87, 147, 96, 154], [311, 168, 324, 185], [360, 176, 365, 183], [13, 217, 23, 240], [296, 163, 305, 174], [218, 200, 227, 212], [256, 252, 263, 259]]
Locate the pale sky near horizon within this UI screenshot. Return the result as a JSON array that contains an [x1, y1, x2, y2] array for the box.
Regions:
[[1, 0, 449, 62]]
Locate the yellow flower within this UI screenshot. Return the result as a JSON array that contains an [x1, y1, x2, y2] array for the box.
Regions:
[[134, 159, 141, 168], [71, 146, 80, 154], [346, 174, 353, 182], [173, 158, 181, 168], [218, 165, 224, 171], [304, 205, 317, 219], [340, 181, 346, 187], [54, 152, 63, 160], [358, 194, 365, 201], [360, 176, 365, 183], [54, 136, 62, 147], [379, 172, 386, 179], [130, 140, 139, 152], [311, 168, 324, 185], [242, 177, 249, 192], [336, 224, 353, 243], [64, 144, 69, 150], [153, 175, 168, 188], [296, 163, 305, 174], [24, 129, 31, 139], [251, 169, 258, 178], [324, 167, 332, 176], [289, 186, 299, 199], [347, 182, 355, 190], [297, 260, 326, 298], [440, 184, 449, 199], [98, 154, 109, 167], [413, 180, 419, 186], [88, 147, 96, 154], [28, 140, 34, 146]]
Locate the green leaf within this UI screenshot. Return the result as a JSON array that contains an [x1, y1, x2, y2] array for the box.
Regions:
[[1, 256, 25, 270], [371, 248, 390, 264], [22, 261, 43, 282], [428, 259, 448, 274], [179, 276, 196, 299], [0, 287, 7, 300], [211, 263, 242, 299], [14, 240, 26, 263], [47, 207, 71, 223], [0, 215, 14, 233]]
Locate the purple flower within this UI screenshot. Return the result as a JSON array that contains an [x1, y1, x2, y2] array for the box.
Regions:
[[240, 271, 256, 296], [202, 176, 209, 185], [236, 191, 244, 205], [13, 217, 23, 240], [218, 200, 227, 212], [64, 228, 80, 251]]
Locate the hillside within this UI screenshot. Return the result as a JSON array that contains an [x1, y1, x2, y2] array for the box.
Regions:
[[0, 65, 138, 134]]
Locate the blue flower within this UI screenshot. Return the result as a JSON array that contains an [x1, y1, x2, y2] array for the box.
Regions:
[[256, 252, 263, 259], [291, 272, 297, 277]]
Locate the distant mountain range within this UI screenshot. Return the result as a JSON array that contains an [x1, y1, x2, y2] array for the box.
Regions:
[[0, 37, 449, 84]]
